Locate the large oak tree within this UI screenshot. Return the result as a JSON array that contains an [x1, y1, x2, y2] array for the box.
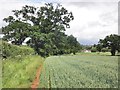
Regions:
[[2, 3, 81, 57]]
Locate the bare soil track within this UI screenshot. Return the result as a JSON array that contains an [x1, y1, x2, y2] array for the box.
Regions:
[[31, 65, 43, 90]]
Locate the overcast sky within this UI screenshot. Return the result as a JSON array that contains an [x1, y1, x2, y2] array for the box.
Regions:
[[0, 0, 118, 45]]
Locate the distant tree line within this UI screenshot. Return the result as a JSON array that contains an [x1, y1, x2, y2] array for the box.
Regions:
[[2, 3, 81, 57], [90, 34, 120, 56]]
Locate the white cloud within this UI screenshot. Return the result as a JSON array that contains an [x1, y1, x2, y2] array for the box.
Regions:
[[59, 0, 119, 2], [63, 2, 118, 45]]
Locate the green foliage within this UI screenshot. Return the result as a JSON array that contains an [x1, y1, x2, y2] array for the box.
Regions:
[[66, 35, 81, 54], [2, 55, 44, 88], [99, 34, 120, 56], [2, 3, 81, 57], [1, 41, 35, 58], [101, 48, 109, 52], [39, 54, 118, 88], [91, 47, 97, 52], [81, 45, 92, 50], [96, 44, 102, 52], [2, 21, 31, 45]]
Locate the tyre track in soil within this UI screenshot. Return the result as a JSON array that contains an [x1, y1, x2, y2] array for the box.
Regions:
[[31, 64, 43, 90]]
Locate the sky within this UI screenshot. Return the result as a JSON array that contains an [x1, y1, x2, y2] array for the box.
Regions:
[[0, 0, 119, 45]]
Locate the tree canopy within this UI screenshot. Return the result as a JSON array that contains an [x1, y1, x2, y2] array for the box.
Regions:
[[98, 34, 120, 56], [2, 3, 81, 57]]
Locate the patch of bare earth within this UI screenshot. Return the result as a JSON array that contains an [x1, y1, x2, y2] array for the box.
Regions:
[[31, 65, 43, 90]]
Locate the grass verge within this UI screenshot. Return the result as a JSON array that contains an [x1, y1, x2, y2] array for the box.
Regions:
[[2, 55, 44, 88]]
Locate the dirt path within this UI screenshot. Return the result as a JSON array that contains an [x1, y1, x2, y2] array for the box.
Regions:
[[31, 65, 43, 90]]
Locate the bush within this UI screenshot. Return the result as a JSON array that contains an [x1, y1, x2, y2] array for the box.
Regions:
[[1, 41, 35, 58], [101, 48, 109, 52], [91, 47, 97, 52]]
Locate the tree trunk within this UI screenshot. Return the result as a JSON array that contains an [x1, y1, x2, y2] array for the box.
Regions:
[[111, 46, 116, 56]]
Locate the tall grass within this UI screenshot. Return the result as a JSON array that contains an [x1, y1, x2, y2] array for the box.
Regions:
[[1, 40, 44, 88], [2, 55, 44, 88]]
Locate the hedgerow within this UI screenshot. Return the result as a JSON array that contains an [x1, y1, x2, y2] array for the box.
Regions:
[[1, 41, 35, 58]]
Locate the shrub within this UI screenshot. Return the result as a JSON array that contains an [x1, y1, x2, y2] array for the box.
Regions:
[[91, 47, 97, 52], [1, 41, 35, 58], [101, 48, 109, 52]]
